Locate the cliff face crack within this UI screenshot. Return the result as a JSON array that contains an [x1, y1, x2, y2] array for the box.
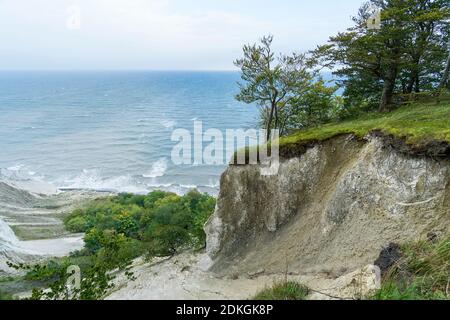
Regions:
[[396, 196, 438, 207]]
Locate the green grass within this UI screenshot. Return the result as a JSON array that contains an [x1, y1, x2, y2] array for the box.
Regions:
[[372, 232, 450, 300], [0, 289, 14, 300], [280, 101, 450, 148], [253, 281, 310, 300], [233, 100, 449, 163]]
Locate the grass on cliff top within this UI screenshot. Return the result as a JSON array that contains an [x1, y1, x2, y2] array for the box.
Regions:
[[280, 100, 450, 148]]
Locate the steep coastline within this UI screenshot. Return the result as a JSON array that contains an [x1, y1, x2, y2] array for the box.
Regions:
[[205, 134, 450, 276]]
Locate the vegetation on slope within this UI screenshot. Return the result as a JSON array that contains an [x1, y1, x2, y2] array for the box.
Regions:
[[6, 190, 216, 300], [253, 281, 310, 300], [236, 100, 450, 163], [64, 190, 215, 257], [252, 233, 449, 301], [373, 232, 450, 300], [235, 0, 449, 134], [279, 100, 450, 152]]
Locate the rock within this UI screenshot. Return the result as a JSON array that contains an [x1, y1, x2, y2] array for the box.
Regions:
[[309, 265, 381, 300], [205, 135, 450, 276], [374, 243, 402, 276]]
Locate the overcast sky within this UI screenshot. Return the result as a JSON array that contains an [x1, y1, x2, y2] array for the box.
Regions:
[[0, 0, 364, 70]]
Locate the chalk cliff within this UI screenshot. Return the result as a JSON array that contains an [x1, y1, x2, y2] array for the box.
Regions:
[[205, 134, 450, 276]]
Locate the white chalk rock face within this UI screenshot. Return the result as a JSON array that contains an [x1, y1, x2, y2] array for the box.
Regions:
[[205, 135, 450, 276], [309, 265, 381, 300]]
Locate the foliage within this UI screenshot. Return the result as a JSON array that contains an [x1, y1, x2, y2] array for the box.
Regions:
[[313, 0, 449, 112], [0, 289, 14, 300], [234, 35, 314, 137], [13, 189, 216, 300], [7, 252, 116, 300], [282, 79, 343, 132], [64, 190, 215, 255], [253, 281, 310, 300], [236, 2, 449, 134], [372, 232, 450, 300]]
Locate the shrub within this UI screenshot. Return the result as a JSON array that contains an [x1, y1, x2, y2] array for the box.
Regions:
[[253, 281, 310, 300], [144, 224, 191, 257], [17, 189, 216, 300], [65, 215, 88, 233]]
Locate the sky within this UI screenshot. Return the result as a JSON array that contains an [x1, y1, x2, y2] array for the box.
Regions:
[[0, 0, 365, 71]]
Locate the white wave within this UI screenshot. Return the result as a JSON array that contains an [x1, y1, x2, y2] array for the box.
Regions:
[[6, 164, 24, 171], [145, 183, 198, 196], [161, 119, 177, 129], [205, 180, 220, 189], [179, 184, 197, 189], [143, 158, 168, 178], [59, 169, 146, 194], [147, 183, 173, 188]]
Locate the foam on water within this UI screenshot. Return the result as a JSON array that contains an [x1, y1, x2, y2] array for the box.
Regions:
[[57, 169, 147, 194], [0, 72, 259, 199], [160, 119, 177, 129], [143, 158, 168, 178]]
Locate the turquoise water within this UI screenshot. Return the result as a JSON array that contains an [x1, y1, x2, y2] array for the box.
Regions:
[[0, 71, 259, 195]]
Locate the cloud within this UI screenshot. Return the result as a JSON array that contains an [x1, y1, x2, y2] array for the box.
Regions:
[[0, 0, 272, 69], [0, 0, 363, 70]]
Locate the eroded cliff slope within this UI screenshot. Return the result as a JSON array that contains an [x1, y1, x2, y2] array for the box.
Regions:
[[205, 135, 450, 276]]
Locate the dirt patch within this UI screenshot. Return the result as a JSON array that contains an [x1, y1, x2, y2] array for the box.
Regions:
[[371, 130, 450, 158], [374, 243, 402, 276]]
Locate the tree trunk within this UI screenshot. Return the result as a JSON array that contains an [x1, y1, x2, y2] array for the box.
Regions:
[[438, 50, 450, 90], [274, 103, 279, 132], [406, 69, 419, 94], [379, 43, 400, 113], [379, 69, 397, 112], [266, 103, 275, 141]]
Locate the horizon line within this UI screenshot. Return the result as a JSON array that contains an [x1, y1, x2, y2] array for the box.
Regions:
[[0, 69, 240, 73]]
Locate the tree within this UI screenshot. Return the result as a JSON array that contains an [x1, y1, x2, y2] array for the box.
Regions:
[[438, 40, 450, 90], [282, 80, 341, 131], [313, 0, 449, 113], [398, 0, 449, 93], [234, 36, 312, 139]]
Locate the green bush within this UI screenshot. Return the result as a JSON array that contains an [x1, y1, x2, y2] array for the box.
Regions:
[[15, 189, 216, 300], [65, 190, 216, 259], [94, 231, 144, 269], [65, 215, 88, 233], [253, 281, 310, 300]]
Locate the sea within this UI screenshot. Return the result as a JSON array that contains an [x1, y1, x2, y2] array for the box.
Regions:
[[0, 71, 260, 196]]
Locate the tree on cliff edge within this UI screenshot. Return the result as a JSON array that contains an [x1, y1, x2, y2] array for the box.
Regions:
[[234, 36, 312, 139]]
